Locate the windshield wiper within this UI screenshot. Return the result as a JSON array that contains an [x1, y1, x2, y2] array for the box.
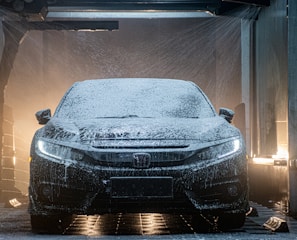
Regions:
[[96, 115, 155, 119], [96, 115, 142, 119], [121, 114, 139, 118]]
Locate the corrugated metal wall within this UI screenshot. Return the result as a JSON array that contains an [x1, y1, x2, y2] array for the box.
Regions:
[[253, 0, 288, 157]]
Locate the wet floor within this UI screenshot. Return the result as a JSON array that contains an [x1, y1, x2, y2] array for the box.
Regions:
[[56, 211, 270, 236], [64, 213, 194, 235], [2, 201, 297, 239]]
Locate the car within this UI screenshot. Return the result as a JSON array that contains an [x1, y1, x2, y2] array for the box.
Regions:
[[28, 78, 249, 232]]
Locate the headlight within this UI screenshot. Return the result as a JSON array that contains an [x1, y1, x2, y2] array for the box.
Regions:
[[196, 139, 241, 161], [36, 140, 84, 161]]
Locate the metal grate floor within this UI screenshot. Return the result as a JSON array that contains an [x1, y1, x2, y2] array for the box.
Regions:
[[62, 212, 269, 236]]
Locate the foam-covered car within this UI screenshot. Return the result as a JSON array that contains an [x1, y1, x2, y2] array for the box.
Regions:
[[29, 78, 249, 232]]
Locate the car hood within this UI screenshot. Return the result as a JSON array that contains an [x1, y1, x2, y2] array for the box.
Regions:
[[40, 117, 241, 146]]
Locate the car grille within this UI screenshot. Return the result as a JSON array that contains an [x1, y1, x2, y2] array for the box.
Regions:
[[92, 145, 189, 149], [85, 149, 194, 168]]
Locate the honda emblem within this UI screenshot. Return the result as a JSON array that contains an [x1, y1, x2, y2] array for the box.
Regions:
[[132, 153, 151, 168]]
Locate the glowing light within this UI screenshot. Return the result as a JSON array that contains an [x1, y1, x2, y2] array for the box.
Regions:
[[272, 147, 288, 160], [251, 147, 288, 166], [251, 157, 274, 165], [218, 139, 240, 159], [141, 213, 164, 235], [46, 9, 215, 21]]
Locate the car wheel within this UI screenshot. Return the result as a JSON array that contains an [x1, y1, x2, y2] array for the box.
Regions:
[[217, 212, 246, 230], [191, 213, 217, 233], [31, 214, 73, 233]]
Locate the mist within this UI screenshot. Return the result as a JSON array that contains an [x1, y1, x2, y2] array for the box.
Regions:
[[2, 9, 253, 194]]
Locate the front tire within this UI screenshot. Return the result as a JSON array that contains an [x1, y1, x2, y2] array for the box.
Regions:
[[191, 212, 246, 232], [191, 213, 217, 233], [217, 212, 246, 230]]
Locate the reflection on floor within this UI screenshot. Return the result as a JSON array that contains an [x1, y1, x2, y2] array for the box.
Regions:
[[62, 212, 268, 236]]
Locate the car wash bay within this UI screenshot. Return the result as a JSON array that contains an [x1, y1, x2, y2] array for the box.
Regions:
[[0, 0, 297, 233]]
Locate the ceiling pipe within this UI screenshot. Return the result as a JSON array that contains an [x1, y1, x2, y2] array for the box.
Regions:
[[222, 0, 270, 6]]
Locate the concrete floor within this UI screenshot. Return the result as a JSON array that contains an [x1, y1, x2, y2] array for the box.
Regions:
[[1, 200, 297, 239]]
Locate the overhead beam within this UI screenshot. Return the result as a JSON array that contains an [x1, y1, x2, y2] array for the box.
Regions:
[[222, 0, 270, 6], [0, 0, 271, 19], [11, 21, 119, 31], [0, 0, 221, 13]]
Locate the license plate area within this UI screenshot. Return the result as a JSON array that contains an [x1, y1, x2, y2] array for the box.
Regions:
[[111, 177, 173, 198]]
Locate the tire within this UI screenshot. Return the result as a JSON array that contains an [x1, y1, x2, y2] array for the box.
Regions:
[[217, 212, 246, 230], [31, 214, 73, 234], [191, 213, 216, 233], [191, 212, 246, 232]]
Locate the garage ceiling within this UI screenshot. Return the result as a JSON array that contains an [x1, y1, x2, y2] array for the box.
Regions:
[[0, 0, 270, 30], [0, 0, 270, 17]]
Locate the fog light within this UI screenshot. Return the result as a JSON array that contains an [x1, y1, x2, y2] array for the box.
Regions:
[[227, 185, 238, 197], [42, 186, 52, 198]]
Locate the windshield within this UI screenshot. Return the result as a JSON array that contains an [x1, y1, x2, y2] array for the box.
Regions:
[[55, 78, 215, 119]]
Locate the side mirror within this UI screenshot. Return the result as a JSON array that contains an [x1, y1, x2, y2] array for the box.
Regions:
[[35, 109, 51, 125], [219, 108, 234, 123]]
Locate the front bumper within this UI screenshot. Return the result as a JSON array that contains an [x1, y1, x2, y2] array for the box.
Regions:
[[29, 153, 249, 215]]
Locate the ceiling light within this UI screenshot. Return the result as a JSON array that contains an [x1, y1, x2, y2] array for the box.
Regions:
[[45, 9, 215, 21]]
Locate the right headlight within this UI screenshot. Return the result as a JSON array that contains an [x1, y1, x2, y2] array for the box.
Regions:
[[196, 138, 241, 161]]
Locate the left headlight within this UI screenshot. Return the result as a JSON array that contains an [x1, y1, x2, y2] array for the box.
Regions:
[[196, 138, 241, 161], [36, 139, 84, 161]]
